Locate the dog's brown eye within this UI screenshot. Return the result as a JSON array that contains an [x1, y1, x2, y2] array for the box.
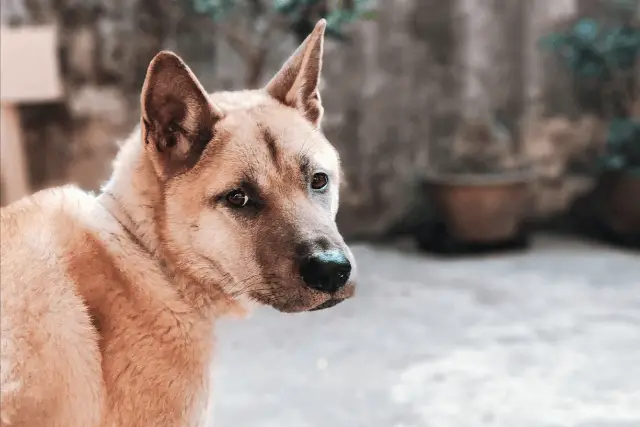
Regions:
[[226, 190, 249, 207], [311, 173, 329, 191]]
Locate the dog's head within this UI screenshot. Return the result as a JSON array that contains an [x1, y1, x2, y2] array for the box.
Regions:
[[139, 20, 356, 313]]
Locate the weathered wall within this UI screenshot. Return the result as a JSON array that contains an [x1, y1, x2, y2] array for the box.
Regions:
[[1, 0, 624, 238]]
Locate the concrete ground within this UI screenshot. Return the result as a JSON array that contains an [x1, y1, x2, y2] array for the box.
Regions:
[[210, 236, 640, 427]]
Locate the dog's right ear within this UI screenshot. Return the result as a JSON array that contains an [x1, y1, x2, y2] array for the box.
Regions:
[[140, 51, 223, 180]]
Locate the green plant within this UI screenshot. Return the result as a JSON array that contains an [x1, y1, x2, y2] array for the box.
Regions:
[[599, 118, 640, 174], [540, 3, 640, 174], [192, 0, 375, 86], [541, 19, 640, 79], [273, 0, 375, 41]]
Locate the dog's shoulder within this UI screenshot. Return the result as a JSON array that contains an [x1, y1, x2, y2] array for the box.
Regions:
[[2, 185, 110, 248], [0, 186, 121, 290]]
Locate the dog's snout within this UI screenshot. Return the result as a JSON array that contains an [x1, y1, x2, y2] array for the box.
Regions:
[[300, 249, 352, 294]]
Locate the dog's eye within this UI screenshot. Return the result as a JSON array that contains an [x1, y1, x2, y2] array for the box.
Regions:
[[311, 173, 329, 191], [226, 190, 249, 207]]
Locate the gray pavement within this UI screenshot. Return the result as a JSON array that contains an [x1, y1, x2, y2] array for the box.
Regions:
[[210, 236, 640, 427]]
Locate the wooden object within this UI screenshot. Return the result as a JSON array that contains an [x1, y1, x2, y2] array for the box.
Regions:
[[0, 24, 63, 205]]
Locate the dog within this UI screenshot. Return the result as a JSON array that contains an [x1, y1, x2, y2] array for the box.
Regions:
[[0, 19, 356, 427]]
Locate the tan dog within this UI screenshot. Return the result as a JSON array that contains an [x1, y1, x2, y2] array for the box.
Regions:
[[0, 20, 356, 427]]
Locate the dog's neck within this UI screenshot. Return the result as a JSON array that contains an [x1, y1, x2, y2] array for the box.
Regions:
[[98, 130, 246, 318], [100, 130, 163, 257]]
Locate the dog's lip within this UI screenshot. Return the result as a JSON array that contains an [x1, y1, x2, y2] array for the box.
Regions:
[[309, 298, 344, 311]]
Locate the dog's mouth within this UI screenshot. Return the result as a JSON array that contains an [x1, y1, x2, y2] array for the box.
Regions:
[[248, 279, 356, 313], [309, 298, 345, 311]]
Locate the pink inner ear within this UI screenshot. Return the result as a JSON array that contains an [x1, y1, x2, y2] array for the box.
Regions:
[[141, 51, 223, 134], [299, 89, 323, 126], [266, 20, 325, 126], [144, 94, 187, 132], [140, 51, 224, 178]]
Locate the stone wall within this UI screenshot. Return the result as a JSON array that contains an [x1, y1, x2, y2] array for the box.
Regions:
[[1, 0, 632, 239]]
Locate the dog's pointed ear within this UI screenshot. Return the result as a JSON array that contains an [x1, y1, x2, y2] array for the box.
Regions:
[[264, 19, 326, 127], [140, 51, 223, 179]]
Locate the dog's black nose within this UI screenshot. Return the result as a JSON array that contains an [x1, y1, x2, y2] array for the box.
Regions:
[[300, 250, 351, 294]]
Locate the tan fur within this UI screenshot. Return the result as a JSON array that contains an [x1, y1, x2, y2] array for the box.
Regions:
[[0, 20, 356, 427]]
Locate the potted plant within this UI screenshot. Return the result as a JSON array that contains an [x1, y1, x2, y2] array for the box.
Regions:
[[593, 117, 640, 239], [418, 116, 535, 253], [542, 8, 640, 243]]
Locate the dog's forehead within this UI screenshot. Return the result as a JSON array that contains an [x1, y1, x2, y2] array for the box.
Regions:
[[221, 104, 338, 172]]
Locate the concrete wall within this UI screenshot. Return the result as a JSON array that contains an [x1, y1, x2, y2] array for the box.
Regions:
[[1, 0, 626, 238]]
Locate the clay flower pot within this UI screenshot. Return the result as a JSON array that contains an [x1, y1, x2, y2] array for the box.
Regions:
[[424, 170, 534, 243], [595, 169, 640, 237]]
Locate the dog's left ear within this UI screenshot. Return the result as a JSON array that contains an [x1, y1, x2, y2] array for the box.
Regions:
[[265, 19, 326, 127]]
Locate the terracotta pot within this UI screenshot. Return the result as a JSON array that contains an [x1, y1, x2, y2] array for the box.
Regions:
[[596, 170, 640, 235], [424, 171, 534, 243]]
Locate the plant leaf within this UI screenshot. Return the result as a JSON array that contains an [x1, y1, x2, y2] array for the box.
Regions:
[[360, 9, 377, 20]]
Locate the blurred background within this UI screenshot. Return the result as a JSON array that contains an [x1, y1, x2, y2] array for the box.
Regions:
[[1, 0, 639, 426]]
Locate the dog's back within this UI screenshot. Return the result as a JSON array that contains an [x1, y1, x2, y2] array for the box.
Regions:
[[1, 187, 106, 427]]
